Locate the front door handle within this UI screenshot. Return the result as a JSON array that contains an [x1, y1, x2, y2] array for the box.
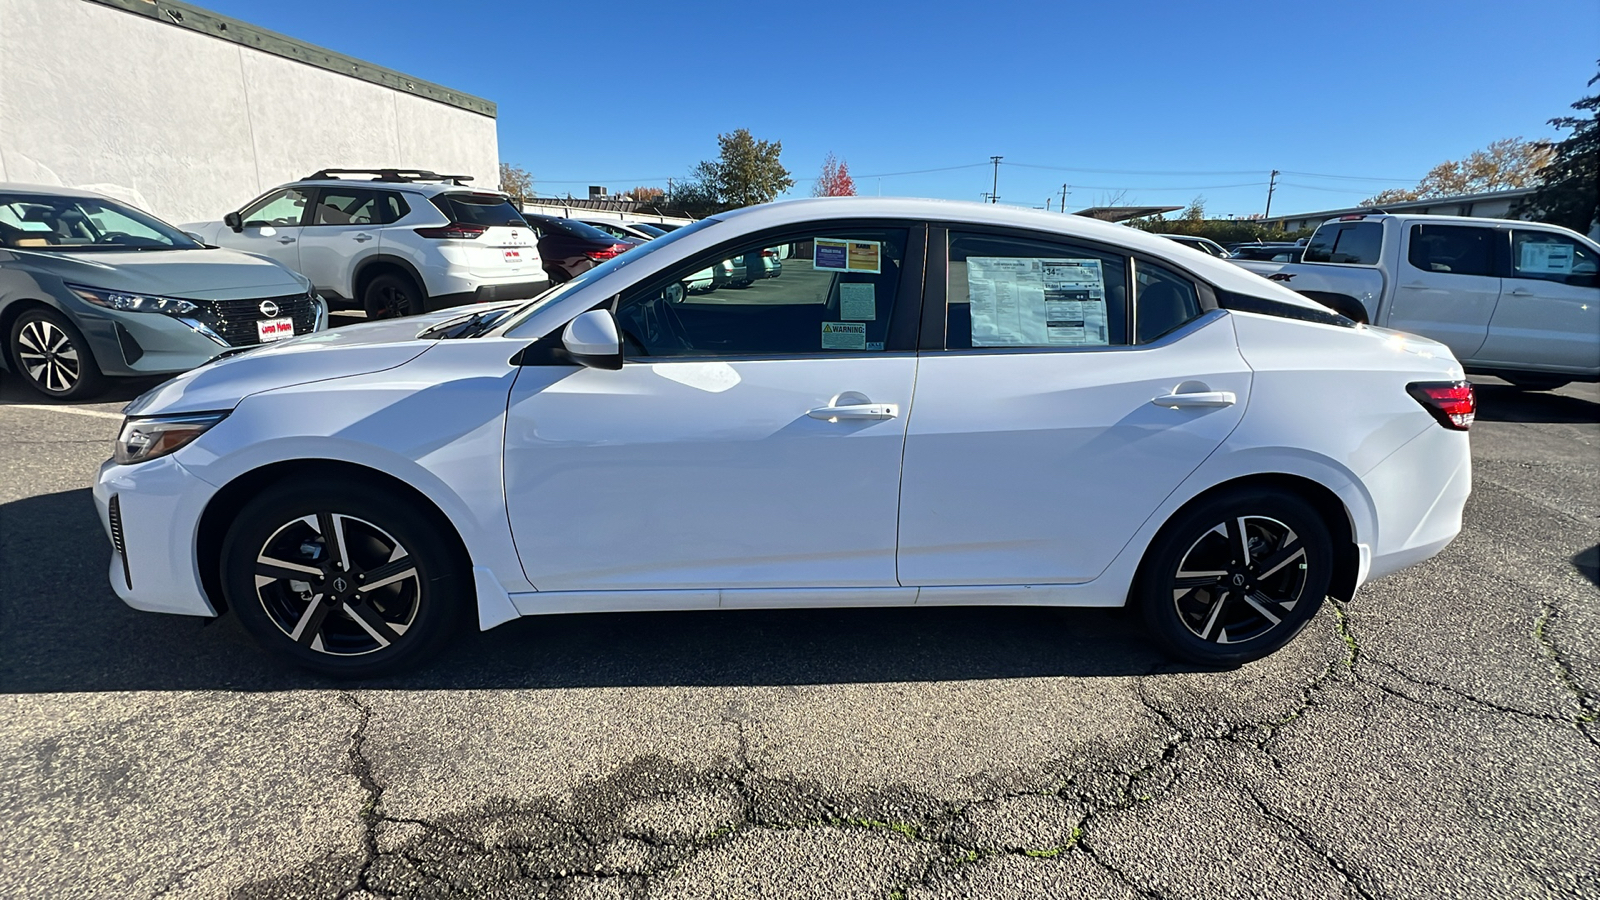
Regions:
[[1507, 287, 1534, 296], [276, 236, 296, 245], [354, 233, 374, 242], [1152, 391, 1236, 408], [808, 402, 899, 421]]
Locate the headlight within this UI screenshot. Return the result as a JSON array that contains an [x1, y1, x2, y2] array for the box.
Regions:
[[68, 283, 201, 315], [114, 412, 228, 465]]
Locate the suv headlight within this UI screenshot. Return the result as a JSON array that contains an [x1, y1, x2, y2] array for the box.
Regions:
[[68, 283, 201, 315], [114, 412, 228, 465]]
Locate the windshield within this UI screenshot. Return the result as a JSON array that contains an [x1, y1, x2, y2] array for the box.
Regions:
[[0, 193, 203, 252], [495, 217, 722, 333]]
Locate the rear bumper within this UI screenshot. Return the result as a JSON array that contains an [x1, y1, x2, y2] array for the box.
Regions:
[[1359, 424, 1472, 585], [426, 280, 550, 312]]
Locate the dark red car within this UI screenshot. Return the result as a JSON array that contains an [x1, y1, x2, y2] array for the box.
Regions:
[[521, 214, 636, 283]]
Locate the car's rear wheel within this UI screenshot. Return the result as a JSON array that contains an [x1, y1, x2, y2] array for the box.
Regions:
[[363, 272, 424, 319], [8, 307, 107, 400], [220, 480, 468, 677], [1135, 489, 1333, 666]]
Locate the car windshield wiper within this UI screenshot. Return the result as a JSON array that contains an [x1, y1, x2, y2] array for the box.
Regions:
[[418, 308, 510, 340]]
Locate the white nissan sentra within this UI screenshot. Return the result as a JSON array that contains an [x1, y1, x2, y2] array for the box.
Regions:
[[94, 198, 1475, 677]]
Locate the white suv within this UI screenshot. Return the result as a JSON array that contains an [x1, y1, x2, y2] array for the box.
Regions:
[[185, 169, 545, 318]]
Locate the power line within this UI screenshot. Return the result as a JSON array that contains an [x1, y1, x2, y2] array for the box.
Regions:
[[1279, 169, 1418, 183], [1278, 182, 1390, 195], [1005, 162, 1264, 176]]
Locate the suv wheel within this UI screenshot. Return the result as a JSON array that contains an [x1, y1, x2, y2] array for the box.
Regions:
[[8, 307, 107, 400], [363, 273, 424, 319]]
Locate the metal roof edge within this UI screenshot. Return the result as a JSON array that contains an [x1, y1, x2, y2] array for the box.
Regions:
[[84, 0, 496, 118], [1265, 186, 1537, 224]]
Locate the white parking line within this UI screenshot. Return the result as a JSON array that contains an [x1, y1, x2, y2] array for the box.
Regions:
[[1, 404, 124, 420]]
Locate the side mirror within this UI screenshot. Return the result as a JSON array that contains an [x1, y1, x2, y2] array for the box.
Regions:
[[562, 309, 623, 370], [223, 211, 243, 232]]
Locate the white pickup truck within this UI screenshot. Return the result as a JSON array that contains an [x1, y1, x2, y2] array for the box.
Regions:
[[1233, 213, 1599, 390]]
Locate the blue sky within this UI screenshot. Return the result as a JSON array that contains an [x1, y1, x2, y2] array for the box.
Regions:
[[201, 0, 1598, 219]]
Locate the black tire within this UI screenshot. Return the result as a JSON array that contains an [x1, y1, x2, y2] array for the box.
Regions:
[[1501, 373, 1570, 391], [220, 479, 469, 678], [362, 272, 425, 319], [1135, 489, 1333, 667], [7, 306, 107, 400]]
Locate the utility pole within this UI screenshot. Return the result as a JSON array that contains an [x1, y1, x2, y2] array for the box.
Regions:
[[1264, 170, 1279, 219], [667, 178, 674, 204], [1046, 198, 1052, 211], [990, 156, 1002, 203], [1060, 183, 1070, 213]]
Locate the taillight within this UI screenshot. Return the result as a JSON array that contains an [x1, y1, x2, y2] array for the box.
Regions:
[[584, 243, 628, 261], [762, 249, 777, 258], [1407, 381, 1475, 430], [414, 223, 488, 239]]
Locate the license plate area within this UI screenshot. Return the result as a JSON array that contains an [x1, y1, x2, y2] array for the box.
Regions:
[[503, 248, 524, 263], [257, 317, 294, 343]]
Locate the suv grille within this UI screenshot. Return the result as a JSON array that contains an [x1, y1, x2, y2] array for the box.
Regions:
[[192, 293, 318, 347]]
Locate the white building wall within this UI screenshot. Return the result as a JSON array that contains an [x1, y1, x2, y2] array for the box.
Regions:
[[0, 0, 499, 224]]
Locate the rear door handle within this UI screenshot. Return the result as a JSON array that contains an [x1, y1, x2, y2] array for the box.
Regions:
[[354, 233, 374, 242], [808, 403, 899, 421], [276, 236, 295, 244], [1152, 391, 1236, 408], [1507, 288, 1534, 296]]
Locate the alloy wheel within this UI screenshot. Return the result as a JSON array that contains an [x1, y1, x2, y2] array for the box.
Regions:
[[1170, 515, 1309, 645], [16, 319, 81, 393], [253, 512, 422, 656]]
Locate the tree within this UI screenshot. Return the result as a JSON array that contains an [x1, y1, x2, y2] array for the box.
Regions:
[[1181, 196, 1206, 224], [499, 163, 533, 205], [1519, 63, 1599, 234], [813, 152, 856, 197], [1361, 137, 1554, 206], [683, 129, 794, 213]]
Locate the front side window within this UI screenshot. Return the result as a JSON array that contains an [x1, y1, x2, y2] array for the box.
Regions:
[[1406, 224, 1497, 278], [1305, 222, 1382, 264], [616, 227, 908, 357], [1511, 230, 1597, 288], [947, 231, 1127, 350], [242, 189, 310, 227], [0, 193, 201, 251]]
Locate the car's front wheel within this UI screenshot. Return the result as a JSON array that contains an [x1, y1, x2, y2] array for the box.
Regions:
[[220, 480, 469, 677], [1135, 489, 1333, 666], [8, 307, 107, 400]]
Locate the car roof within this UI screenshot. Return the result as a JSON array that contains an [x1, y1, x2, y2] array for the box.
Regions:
[[710, 197, 1323, 304], [0, 182, 116, 200], [274, 178, 508, 198]]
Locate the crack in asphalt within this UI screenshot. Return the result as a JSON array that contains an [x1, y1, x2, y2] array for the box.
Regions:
[[229, 591, 1596, 900]]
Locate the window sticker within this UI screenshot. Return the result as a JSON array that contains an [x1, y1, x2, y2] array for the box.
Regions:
[[967, 257, 1109, 347], [814, 238, 881, 273], [17, 220, 53, 232], [840, 282, 876, 320], [1520, 240, 1574, 275], [821, 322, 867, 350]]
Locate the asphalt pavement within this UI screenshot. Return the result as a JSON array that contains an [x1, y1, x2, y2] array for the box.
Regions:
[[0, 369, 1595, 900]]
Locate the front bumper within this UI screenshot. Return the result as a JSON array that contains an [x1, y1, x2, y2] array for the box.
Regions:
[[94, 454, 221, 617]]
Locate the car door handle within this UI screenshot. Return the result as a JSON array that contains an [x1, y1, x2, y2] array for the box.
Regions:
[[1507, 288, 1534, 296], [276, 236, 295, 244], [808, 403, 899, 421], [354, 233, 374, 242], [1152, 391, 1236, 408], [1401, 282, 1428, 289]]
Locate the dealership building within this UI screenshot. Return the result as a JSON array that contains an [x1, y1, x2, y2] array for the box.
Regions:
[[0, 0, 499, 224]]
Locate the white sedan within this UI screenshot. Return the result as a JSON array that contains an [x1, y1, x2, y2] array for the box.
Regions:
[[94, 198, 1475, 677]]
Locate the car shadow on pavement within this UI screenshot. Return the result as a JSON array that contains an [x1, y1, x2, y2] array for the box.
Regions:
[[0, 489, 1183, 694], [1472, 382, 1600, 425]]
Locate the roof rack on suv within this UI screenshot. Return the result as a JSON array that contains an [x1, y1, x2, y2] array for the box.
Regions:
[[305, 168, 475, 185]]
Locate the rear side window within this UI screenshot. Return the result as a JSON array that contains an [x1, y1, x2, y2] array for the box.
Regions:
[[1135, 262, 1204, 343], [946, 232, 1128, 349], [431, 193, 525, 227], [312, 189, 407, 226], [1406, 224, 1497, 278], [1511, 230, 1597, 287], [1305, 222, 1382, 264]]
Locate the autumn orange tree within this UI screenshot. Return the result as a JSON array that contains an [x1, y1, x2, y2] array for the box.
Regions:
[[1362, 138, 1554, 206], [813, 153, 856, 197]]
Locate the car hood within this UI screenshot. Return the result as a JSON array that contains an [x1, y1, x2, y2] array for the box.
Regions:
[[123, 302, 527, 416], [7, 245, 307, 299]]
